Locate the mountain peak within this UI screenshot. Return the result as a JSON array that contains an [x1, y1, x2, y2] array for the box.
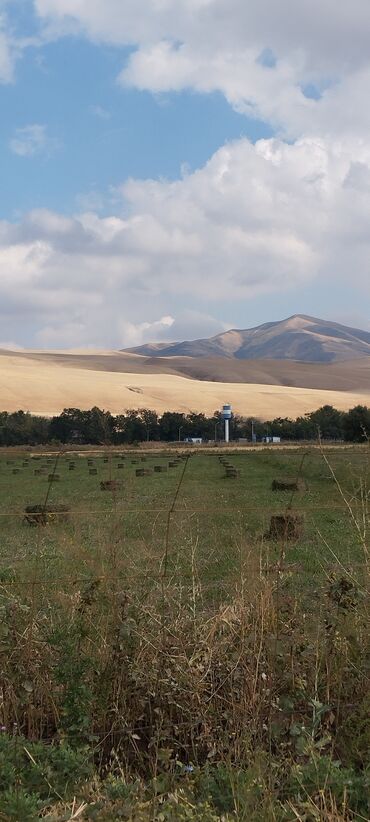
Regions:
[[123, 315, 370, 363]]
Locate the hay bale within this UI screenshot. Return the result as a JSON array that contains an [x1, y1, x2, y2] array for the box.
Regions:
[[154, 466, 167, 473], [117, 464, 124, 469], [48, 474, 60, 482], [267, 513, 304, 542], [89, 468, 98, 475], [271, 478, 308, 493], [136, 468, 153, 477], [23, 504, 70, 526], [225, 468, 241, 479], [100, 480, 122, 492], [12, 469, 21, 475]]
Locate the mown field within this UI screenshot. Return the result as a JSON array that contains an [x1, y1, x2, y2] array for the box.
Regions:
[[0, 447, 369, 820]]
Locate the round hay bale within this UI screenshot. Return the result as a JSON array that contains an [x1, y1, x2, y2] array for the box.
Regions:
[[154, 466, 167, 473], [12, 469, 21, 475], [48, 474, 60, 482], [89, 468, 98, 475], [267, 513, 304, 542], [271, 478, 308, 493]]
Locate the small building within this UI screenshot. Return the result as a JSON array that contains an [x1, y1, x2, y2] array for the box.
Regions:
[[263, 436, 281, 444], [184, 437, 203, 444]]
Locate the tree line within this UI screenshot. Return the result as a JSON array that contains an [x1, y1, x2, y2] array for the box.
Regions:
[[0, 404, 369, 445]]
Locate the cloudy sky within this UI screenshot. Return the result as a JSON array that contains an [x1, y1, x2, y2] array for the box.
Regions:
[[1, 0, 370, 349]]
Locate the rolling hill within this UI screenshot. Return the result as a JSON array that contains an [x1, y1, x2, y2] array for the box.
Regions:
[[0, 345, 369, 418], [124, 314, 370, 363]]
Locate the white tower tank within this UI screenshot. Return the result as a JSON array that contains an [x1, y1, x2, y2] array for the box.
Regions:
[[222, 404, 232, 443]]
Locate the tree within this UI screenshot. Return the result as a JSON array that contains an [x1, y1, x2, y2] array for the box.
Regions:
[[49, 408, 88, 443], [138, 409, 160, 441], [159, 412, 186, 441], [343, 406, 370, 442], [84, 407, 114, 444], [309, 406, 345, 440]]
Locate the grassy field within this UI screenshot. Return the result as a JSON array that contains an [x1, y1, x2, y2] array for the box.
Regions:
[[0, 447, 369, 820], [0, 446, 368, 590]]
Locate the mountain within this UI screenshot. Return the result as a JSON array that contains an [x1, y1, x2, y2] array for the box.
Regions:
[[124, 315, 370, 363]]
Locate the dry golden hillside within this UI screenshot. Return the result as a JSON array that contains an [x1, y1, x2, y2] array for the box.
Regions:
[[0, 349, 369, 418]]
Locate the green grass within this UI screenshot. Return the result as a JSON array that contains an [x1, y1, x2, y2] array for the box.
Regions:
[[0, 447, 369, 819], [0, 447, 368, 592]]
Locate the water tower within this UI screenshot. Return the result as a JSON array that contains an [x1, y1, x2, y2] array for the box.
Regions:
[[222, 404, 232, 443]]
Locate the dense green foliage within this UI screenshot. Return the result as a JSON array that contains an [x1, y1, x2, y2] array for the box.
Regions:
[[0, 403, 369, 445]]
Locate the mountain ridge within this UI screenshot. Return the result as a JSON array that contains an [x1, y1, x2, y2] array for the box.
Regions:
[[123, 315, 370, 363]]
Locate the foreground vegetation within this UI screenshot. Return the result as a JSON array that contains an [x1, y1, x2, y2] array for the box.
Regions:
[[0, 448, 368, 820], [1, 402, 370, 445]]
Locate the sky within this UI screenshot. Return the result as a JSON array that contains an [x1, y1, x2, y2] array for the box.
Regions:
[[1, 0, 370, 349]]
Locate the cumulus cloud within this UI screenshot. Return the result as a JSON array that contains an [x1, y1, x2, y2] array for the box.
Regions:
[[1, 135, 370, 347], [120, 315, 175, 348], [34, 0, 370, 139]]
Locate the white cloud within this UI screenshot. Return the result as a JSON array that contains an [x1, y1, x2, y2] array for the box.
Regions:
[[9, 124, 59, 157], [34, 0, 370, 140], [0, 340, 25, 351], [1, 135, 370, 347], [0, 5, 22, 83], [120, 315, 175, 348]]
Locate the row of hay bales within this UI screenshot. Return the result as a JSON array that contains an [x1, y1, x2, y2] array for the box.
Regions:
[[219, 455, 241, 479], [22, 454, 182, 521]]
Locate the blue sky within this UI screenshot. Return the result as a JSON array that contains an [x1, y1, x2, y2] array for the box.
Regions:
[[0, 1, 370, 348], [1, 37, 271, 218]]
